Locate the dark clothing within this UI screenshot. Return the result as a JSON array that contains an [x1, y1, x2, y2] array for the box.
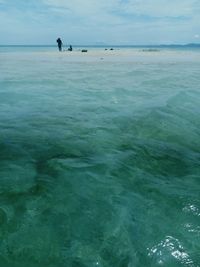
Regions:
[[68, 45, 73, 51], [57, 38, 63, 51]]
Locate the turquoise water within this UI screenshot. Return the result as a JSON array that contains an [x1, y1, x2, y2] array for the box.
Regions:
[[0, 50, 200, 267]]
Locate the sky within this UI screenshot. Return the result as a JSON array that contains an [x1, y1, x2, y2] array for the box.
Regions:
[[0, 0, 200, 45]]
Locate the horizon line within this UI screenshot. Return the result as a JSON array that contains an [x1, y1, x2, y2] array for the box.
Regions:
[[0, 43, 200, 47]]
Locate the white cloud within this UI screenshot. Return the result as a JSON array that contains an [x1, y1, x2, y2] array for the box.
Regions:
[[42, 0, 199, 18], [122, 0, 197, 17], [1, 0, 200, 44]]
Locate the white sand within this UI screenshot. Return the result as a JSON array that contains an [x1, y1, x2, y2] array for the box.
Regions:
[[1, 48, 200, 63]]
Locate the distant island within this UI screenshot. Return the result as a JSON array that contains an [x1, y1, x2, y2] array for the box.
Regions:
[[155, 43, 200, 48]]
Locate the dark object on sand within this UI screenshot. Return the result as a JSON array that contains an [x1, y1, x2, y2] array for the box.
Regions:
[[56, 38, 63, 51], [110, 48, 114, 50], [81, 49, 88, 52], [68, 45, 73, 51], [105, 48, 108, 50], [142, 49, 160, 52]]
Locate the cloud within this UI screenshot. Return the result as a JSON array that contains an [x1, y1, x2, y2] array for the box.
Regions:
[[42, 0, 198, 18], [122, 0, 197, 17], [0, 0, 200, 44]]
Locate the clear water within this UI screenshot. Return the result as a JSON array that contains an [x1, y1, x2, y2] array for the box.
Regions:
[[0, 48, 200, 267]]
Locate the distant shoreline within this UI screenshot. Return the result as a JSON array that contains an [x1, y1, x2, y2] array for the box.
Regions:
[[0, 43, 200, 48], [1, 47, 200, 64]]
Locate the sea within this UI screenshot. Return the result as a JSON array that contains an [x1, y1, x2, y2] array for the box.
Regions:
[[0, 45, 200, 267]]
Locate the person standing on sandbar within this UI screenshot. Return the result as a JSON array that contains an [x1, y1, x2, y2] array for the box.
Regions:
[[56, 38, 63, 51]]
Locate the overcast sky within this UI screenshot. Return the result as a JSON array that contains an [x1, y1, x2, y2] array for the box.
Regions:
[[0, 0, 200, 45]]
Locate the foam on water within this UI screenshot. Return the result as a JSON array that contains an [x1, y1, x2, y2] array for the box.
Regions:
[[0, 49, 200, 267]]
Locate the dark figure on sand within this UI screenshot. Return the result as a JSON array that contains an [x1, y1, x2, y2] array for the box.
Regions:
[[57, 38, 63, 51], [68, 45, 73, 51]]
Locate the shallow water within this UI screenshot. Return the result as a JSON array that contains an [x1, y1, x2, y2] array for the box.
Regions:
[[0, 50, 200, 267]]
